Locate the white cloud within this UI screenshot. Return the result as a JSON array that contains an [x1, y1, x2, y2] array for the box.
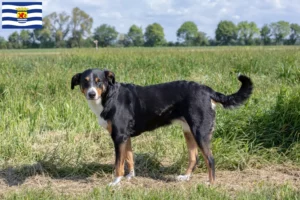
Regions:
[[147, 0, 172, 11], [266, 0, 284, 9], [220, 8, 228, 14], [1, 0, 299, 41], [99, 11, 122, 19], [232, 15, 240, 20]]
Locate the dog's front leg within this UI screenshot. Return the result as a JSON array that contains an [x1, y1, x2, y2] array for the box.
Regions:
[[125, 137, 135, 179], [109, 135, 128, 186]]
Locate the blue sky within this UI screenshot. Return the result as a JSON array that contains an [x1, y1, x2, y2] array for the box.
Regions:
[[1, 0, 300, 41]]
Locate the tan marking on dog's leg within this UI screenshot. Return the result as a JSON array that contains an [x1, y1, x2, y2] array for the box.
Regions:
[[125, 138, 134, 171], [184, 132, 199, 175], [107, 120, 112, 134], [115, 142, 126, 177], [199, 139, 214, 184], [200, 149, 213, 184], [109, 139, 127, 186], [125, 138, 135, 179], [177, 131, 198, 181]]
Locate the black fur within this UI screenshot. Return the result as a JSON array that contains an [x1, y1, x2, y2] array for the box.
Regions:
[[209, 75, 253, 108], [101, 76, 252, 138], [71, 73, 81, 90]]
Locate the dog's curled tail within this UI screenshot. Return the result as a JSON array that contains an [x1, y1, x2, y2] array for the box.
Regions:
[[209, 74, 253, 109]]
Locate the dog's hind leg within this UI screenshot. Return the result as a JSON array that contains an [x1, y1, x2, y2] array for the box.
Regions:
[[177, 131, 199, 181], [195, 130, 215, 184], [125, 138, 135, 180], [184, 107, 215, 184]]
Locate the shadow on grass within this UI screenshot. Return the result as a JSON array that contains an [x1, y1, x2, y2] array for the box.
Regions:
[[0, 153, 185, 186], [133, 153, 185, 182], [0, 162, 113, 186]]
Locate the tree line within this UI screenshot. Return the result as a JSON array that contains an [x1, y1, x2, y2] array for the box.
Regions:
[[0, 7, 300, 49]]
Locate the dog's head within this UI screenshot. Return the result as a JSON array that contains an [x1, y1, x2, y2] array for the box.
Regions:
[[71, 69, 115, 100]]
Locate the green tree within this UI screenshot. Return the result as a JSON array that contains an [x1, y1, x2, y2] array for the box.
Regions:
[[81, 36, 94, 48], [19, 30, 32, 48], [8, 31, 20, 49], [116, 33, 126, 47], [93, 24, 118, 47], [237, 21, 260, 45], [177, 21, 198, 46], [144, 23, 166, 47], [289, 23, 300, 45], [70, 7, 93, 47], [215, 20, 238, 45], [33, 17, 55, 48], [193, 32, 209, 46], [117, 33, 132, 47], [208, 38, 217, 46], [167, 41, 175, 47], [260, 24, 271, 45], [270, 21, 290, 45], [127, 25, 144, 46], [0, 36, 7, 49], [45, 12, 70, 47]]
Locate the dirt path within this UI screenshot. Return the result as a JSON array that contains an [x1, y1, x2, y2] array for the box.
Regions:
[[0, 165, 299, 196]]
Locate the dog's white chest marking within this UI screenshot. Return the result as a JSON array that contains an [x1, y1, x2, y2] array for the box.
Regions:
[[87, 98, 108, 129]]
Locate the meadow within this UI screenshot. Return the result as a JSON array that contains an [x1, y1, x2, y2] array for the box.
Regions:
[[0, 47, 299, 199]]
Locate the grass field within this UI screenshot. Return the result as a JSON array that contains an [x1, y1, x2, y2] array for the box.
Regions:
[[0, 47, 299, 199]]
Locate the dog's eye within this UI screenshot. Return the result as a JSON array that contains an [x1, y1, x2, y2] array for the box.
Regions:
[[95, 78, 101, 84], [96, 81, 103, 86]]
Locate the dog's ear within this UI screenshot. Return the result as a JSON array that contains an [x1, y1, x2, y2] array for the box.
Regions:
[[71, 73, 81, 90], [104, 70, 115, 85]]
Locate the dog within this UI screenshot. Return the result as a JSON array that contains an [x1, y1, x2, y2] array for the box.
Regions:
[[71, 69, 253, 186]]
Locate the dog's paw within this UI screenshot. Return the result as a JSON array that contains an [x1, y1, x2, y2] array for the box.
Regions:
[[205, 181, 211, 186], [125, 170, 135, 180], [108, 176, 122, 186], [176, 174, 191, 181]]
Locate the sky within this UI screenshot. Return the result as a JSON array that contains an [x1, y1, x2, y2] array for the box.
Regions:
[[0, 0, 300, 41]]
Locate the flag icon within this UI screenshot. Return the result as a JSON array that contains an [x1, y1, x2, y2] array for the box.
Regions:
[[2, 2, 42, 29]]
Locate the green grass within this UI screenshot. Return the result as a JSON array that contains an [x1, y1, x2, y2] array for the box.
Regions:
[[0, 47, 299, 199], [3, 184, 300, 200]]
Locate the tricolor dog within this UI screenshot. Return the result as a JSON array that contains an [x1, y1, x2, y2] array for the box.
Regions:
[[71, 69, 253, 186]]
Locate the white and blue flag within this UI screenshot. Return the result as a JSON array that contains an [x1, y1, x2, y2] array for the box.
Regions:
[[2, 2, 42, 29]]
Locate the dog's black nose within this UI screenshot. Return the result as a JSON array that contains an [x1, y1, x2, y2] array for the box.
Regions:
[[88, 91, 96, 98]]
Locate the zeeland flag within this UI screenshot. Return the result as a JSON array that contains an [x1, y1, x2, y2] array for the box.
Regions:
[[2, 2, 42, 29]]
